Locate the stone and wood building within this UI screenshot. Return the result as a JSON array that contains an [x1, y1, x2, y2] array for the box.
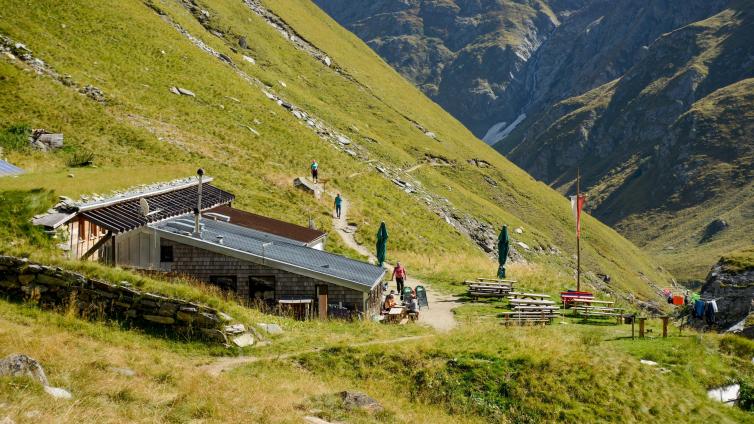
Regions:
[[34, 175, 385, 318]]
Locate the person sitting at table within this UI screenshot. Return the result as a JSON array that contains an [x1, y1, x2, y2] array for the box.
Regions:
[[406, 293, 419, 319], [383, 294, 397, 312]]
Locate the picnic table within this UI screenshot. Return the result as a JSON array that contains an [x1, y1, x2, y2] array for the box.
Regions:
[[476, 278, 517, 284], [385, 306, 406, 323], [571, 298, 614, 305], [508, 292, 551, 300], [508, 298, 556, 306], [572, 303, 624, 324], [500, 310, 559, 325], [468, 282, 512, 300]]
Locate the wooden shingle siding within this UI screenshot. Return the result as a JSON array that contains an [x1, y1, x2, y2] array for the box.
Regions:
[[162, 240, 375, 314]]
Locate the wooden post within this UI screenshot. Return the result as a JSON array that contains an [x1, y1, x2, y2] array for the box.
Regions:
[[662, 316, 669, 338], [317, 285, 328, 320], [631, 316, 635, 339], [111, 235, 116, 266], [576, 168, 580, 292], [639, 317, 646, 338]]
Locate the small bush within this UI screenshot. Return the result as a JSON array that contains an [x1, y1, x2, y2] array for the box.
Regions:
[[0, 123, 31, 151], [67, 149, 95, 167], [719, 334, 754, 359], [739, 380, 754, 411]]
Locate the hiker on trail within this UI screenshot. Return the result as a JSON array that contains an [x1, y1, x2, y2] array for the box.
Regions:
[[310, 160, 319, 183], [392, 262, 407, 298], [334, 193, 342, 219]]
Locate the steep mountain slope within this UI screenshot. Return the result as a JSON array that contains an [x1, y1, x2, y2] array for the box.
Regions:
[[499, 1, 754, 281], [313, 0, 588, 138], [490, 0, 728, 143], [0, 0, 670, 301]]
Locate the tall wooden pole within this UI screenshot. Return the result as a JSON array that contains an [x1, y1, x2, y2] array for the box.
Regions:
[[576, 168, 581, 292]]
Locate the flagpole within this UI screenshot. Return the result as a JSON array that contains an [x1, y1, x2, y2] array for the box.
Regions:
[[576, 168, 581, 292]]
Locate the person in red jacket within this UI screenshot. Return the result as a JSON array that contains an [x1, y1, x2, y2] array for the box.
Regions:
[[392, 262, 407, 299]]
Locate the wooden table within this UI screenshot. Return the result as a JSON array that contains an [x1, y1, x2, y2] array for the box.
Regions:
[[571, 298, 614, 305], [508, 292, 551, 300], [477, 277, 517, 284], [509, 298, 556, 306], [386, 307, 406, 323]]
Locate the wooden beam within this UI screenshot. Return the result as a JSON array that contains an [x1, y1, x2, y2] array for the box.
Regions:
[[81, 231, 113, 260]]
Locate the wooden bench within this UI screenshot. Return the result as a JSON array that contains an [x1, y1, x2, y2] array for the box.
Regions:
[[509, 298, 556, 306], [508, 293, 551, 302], [468, 283, 511, 300], [573, 305, 624, 324], [500, 310, 558, 325]]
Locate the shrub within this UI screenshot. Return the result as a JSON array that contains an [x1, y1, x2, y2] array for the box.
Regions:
[[719, 334, 754, 359], [739, 380, 754, 411], [0, 123, 31, 151], [67, 149, 95, 167]]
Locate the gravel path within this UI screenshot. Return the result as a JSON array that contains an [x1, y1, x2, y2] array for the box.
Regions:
[[328, 191, 461, 332]]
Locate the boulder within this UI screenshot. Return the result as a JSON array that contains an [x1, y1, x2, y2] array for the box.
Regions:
[[238, 36, 248, 49], [701, 218, 728, 242], [0, 354, 49, 386], [257, 323, 283, 335], [80, 85, 105, 103], [43, 386, 72, 400], [340, 391, 383, 413], [231, 333, 254, 347], [29, 131, 63, 151], [176, 87, 196, 97]]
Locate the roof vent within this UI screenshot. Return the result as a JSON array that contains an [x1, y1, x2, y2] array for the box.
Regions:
[[216, 235, 224, 245]]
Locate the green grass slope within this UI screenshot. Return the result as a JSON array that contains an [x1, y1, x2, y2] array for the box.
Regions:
[[0, 0, 671, 299]]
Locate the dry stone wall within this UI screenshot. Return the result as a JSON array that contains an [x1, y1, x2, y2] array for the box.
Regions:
[[0, 255, 238, 343]]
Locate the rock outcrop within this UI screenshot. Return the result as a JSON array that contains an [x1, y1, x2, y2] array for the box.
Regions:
[[699, 249, 754, 331]]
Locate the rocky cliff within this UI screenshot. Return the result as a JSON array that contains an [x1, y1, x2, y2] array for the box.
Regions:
[[313, 0, 588, 138], [699, 247, 754, 332]]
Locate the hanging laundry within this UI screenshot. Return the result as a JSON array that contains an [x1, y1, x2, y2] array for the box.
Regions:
[[672, 295, 684, 306], [691, 292, 701, 303], [694, 299, 705, 318], [710, 299, 718, 313], [705, 301, 716, 325]]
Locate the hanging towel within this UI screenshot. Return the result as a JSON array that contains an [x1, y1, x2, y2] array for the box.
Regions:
[[691, 293, 701, 303], [694, 300, 705, 318], [710, 299, 718, 313], [705, 302, 716, 325]]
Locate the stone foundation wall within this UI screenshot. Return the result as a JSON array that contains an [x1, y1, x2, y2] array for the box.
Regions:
[[0, 255, 236, 342]]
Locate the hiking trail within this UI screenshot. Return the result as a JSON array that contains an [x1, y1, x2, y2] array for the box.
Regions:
[[199, 335, 432, 377], [328, 190, 461, 332]]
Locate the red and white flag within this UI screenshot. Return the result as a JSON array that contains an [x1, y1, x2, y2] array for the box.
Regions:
[[570, 194, 586, 238]]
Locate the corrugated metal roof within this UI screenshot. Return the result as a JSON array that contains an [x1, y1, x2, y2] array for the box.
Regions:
[[152, 215, 385, 291], [206, 205, 326, 245], [0, 159, 24, 177], [81, 183, 234, 233]]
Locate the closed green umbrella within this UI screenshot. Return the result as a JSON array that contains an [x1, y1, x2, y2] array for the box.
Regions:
[[497, 225, 510, 278], [376, 221, 388, 267]]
